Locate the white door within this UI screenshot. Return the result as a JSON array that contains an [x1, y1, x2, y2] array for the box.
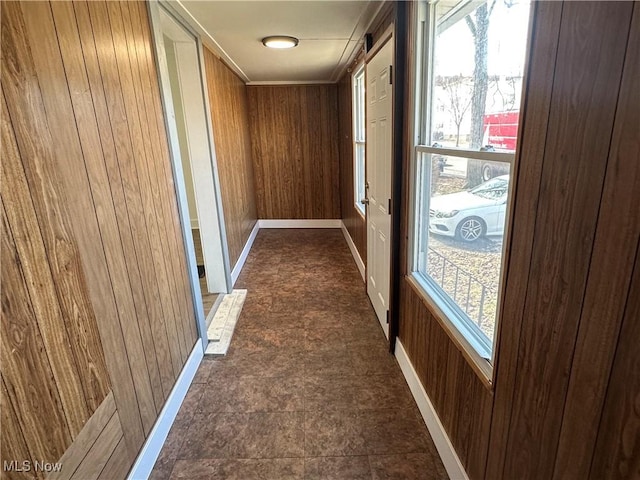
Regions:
[[365, 39, 393, 338]]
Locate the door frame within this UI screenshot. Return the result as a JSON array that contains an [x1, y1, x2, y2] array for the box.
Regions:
[[362, 3, 407, 352], [148, 0, 232, 351], [387, 2, 408, 353]]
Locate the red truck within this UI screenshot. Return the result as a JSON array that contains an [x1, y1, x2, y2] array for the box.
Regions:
[[483, 111, 519, 152]]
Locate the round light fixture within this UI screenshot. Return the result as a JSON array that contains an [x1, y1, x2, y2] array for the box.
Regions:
[[262, 35, 299, 49]]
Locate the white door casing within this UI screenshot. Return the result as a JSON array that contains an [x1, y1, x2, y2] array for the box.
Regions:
[[162, 12, 228, 295], [365, 39, 393, 338]]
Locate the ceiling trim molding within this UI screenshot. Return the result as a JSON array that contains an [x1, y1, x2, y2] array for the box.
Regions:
[[170, 0, 251, 83], [332, 0, 389, 82], [246, 80, 337, 86]]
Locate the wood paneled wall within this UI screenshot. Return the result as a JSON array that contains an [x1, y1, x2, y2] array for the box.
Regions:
[[338, 72, 367, 261], [247, 85, 340, 219], [203, 49, 257, 267], [488, 3, 639, 479], [1, 1, 197, 478], [398, 2, 640, 479]]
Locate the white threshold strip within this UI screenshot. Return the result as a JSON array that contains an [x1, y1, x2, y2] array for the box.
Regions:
[[395, 339, 469, 480], [127, 341, 203, 480]]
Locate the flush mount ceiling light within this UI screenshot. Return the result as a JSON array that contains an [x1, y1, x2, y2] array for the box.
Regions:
[[262, 35, 299, 49]]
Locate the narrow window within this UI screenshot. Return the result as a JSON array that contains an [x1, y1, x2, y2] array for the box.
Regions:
[[353, 65, 366, 215], [410, 0, 531, 370]]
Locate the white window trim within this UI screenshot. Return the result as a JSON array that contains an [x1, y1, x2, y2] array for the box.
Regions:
[[353, 64, 366, 217], [407, 0, 522, 378]]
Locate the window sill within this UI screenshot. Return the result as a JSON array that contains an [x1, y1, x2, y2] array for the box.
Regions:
[[405, 274, 494, 390]]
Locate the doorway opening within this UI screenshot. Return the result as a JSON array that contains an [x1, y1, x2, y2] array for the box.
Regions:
[[153, 5, 232, 345]]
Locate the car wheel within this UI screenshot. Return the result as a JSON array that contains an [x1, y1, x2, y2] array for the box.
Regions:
[[482, 163, 493, 181], [456, 217, 486, 242]]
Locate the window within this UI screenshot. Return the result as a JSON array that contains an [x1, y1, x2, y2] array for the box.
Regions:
[[353, 65, 366, 215], [410, 0, 531, 370]]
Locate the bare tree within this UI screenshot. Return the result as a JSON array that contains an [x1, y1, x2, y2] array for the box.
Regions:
[[437, 75, 472, 147], [465, 0, 498, 186]]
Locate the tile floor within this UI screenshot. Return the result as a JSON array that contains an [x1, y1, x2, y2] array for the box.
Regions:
[[150, 229, 448, 479]]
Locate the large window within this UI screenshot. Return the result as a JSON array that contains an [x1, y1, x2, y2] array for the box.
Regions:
[[410, 0, 531, 370], [353, 65, 366, 215]]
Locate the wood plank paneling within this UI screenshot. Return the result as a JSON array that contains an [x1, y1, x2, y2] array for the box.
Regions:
[[69, 413, 123, 480], [587, 11, 640, 479], [398, 281, 492, 480], [1, 1, 198, 477], [0, 377, 32, 480], [203, 49, 257, 267], [49, 392, 116, 480], [0, 201, 72, 472], [590, 245, 640, 479], [338, 71, 367, 262], [500, 4, 632, 478], [1, 4, 111, 437], [484, 2, 563, 478], [247, 85, 340, 219], [553, 5, 640, 478]]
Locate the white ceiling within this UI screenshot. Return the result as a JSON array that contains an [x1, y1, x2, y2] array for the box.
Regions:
[[175, 1, 384, 84]]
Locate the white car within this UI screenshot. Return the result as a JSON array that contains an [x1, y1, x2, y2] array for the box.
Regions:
[[429, 175, 509, 242]]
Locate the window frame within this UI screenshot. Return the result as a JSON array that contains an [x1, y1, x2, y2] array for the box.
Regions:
[[352, 64, 366, 217], [407, 0, 524, 380]]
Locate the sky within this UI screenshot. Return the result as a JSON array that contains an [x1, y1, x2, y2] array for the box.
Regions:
[[435, 0, 532, 77]]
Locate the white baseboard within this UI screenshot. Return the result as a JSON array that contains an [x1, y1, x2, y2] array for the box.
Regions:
[[257, 219, 342, 229], [340, 221, 365, 282], [190, 218, 199, 229], [231, 222, 259, 286], [127, 342, 204, 480], [395, 339, 469, 480]]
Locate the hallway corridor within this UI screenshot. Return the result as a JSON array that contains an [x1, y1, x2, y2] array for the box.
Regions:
[[151, 229, 447, 479]]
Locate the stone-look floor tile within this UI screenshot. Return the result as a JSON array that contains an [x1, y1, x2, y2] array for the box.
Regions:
[[237, 312, 306, 332], [360, 409, 430, 455], [303, 311, 350, 331], [303, 293, 350, 314], [170, 458, 304, 479], [356, 375, 416, 410], [349, 345, 400, 376], [304, 456, 371, 480], [153, 229, 447, 477], [207, 350, 306, 380], [304, 346, 354, 377], [180, 412, 304, 459], [240, 293, 273, 312], [230, 327, 305, 353], [304, 328, 348, 351], [174, 383, 206, 424], [304, 376, 361, 411], [192, 359, 216, 384], [200, 376, 304, 413], [304, 410, 367, 457], [344, 323, 388, 346], [149, 419, 190, 479], [369, 453, 448, 479]]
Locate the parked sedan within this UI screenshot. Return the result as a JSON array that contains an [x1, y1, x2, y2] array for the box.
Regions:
[[429, 175, 509, 242]]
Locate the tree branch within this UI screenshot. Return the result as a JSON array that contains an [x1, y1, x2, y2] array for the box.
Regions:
[[465, 14, 476, 37], [488, 0, 498, 17]]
